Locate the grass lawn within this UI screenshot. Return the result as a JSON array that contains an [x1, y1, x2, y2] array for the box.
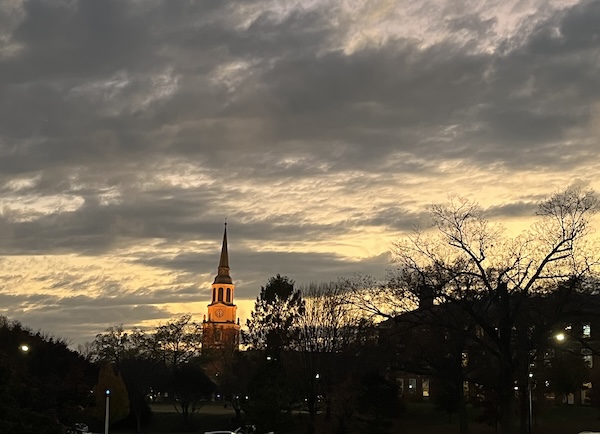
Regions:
[[387, 402, 600, 434], [111, 401, 600, 434]]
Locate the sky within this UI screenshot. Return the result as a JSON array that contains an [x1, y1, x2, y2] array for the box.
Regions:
[[1, 0, 599, 346]]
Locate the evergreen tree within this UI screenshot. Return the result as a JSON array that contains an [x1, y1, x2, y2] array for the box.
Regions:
[[244, 274, 304, 357], [92, 363, 130, 426], [243, 275, 304, 432]]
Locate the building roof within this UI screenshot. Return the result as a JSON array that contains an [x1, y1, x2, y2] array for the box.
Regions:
[[213, 223, 233, 284]]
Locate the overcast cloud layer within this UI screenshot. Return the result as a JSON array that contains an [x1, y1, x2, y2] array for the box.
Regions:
[[1, 0, 599, 345]]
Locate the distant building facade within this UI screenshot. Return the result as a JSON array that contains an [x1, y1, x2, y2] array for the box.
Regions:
[[380, 290, 600, 407]]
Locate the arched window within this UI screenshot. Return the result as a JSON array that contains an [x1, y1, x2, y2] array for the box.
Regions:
[[218, 287, 224, 302], [212, 288, 216, 302], [226, 288, 231, 303]]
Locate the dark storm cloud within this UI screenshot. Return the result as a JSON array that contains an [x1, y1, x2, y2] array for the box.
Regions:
[[1, 0, 598, 344], [13, 298, 173, 343], [0, 175, 357, 254], [230, 250, 392, 297], [3, 0, 228, 83], [463, 2, 600, 166], [0, 283, 214, 343], [360, 207, 433, 232], [2, 0, 597, 178], [134, 239, 391, 300], [484, 201, 539, 219], [140, 248, 390, 283], [0, 1, 233, 173], [0, 0, 594, 235], [0, 165, 231, 254], [214, 1, 600, 173]]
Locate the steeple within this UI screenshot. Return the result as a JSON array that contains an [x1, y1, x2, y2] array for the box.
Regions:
[[203, 223, 240, 352], [213, 222, 232, 284]]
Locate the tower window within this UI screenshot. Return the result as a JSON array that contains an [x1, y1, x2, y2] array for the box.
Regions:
[[218, 287, 224, 302], [212, 289, 216, 303], [226, 288, 231, 303]]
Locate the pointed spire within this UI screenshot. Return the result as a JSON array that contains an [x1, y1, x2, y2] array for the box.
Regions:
[[213, 222, 232, 284]]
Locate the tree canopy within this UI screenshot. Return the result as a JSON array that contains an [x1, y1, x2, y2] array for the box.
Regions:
[[244, 274, 304, 356], [0, 316, 94, 433]]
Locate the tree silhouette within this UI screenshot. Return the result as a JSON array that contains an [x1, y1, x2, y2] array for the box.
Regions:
[[171, 361, 215, 424], [0, 316, 93, 433], [244, 274, 304, 357], [92, 363, 130, 426], [348, 188, 600, 434]]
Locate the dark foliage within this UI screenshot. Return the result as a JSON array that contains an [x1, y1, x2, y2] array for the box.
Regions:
[[0, 316, 94, 433], [171, 362, 216, 424], [244, 358, 293, 433]]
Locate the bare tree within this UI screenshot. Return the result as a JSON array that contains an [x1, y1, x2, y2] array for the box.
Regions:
[[150, 314, 203, 373], [292, 281, 377, 430], [89, 324, 147, 365], [86, 316, 204, 430], [350, 188, 600, 434]]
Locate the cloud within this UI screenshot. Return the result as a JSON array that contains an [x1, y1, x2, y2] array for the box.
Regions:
[[0, 0, 599, 345]]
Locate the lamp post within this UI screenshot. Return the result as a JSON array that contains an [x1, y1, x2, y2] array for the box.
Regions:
[[104, 389, 110, 434], [528, 372, 534, 434]]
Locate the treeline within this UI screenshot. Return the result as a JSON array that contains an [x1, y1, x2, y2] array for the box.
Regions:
[[82, 314, 213, 431], [82, 278, 402, 434]]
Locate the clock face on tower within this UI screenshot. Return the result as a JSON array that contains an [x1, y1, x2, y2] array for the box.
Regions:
[[215, 308, 224, 318]]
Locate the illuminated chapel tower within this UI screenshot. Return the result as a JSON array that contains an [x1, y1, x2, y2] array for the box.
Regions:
[[202, 223, 240, 349]]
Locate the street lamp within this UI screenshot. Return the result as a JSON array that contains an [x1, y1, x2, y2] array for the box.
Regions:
[[527, 331, 569, 434], [19, 344, 29, 352], [104, 389, 110, 434], [528, 372, 534, 434]]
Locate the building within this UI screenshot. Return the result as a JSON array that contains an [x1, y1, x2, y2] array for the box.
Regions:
[[380, 288, 600, 407], [202, 223, 240, 350]]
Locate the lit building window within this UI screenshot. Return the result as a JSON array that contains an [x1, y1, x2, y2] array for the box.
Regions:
[[422, 379, 430, 397], [408, 378, 417, 394], [583, 324, 591, 338]]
